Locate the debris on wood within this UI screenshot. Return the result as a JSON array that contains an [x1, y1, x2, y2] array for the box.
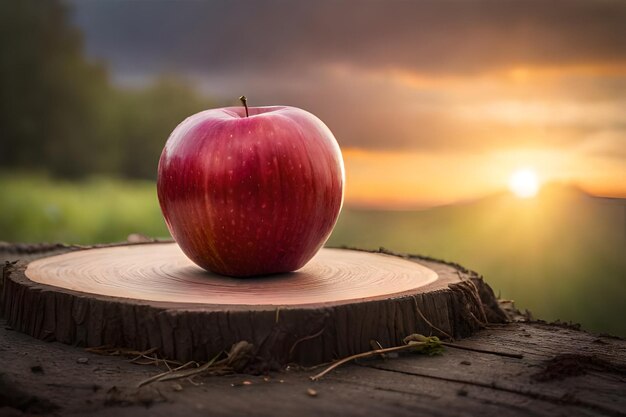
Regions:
[[310, 334, 444, 381], [137, 341, 255, 387], [231, 380, 253, 387], [532, 354, 626, 382]]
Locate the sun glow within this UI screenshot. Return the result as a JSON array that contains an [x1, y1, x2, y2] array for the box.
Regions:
[[509, 169, 540, 198]]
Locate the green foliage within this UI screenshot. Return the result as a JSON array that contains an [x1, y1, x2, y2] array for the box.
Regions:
[[403, 334, 445, 356], [109, 77, 213, 179], [0, 0, 214, 180], [0, 0, 108, 176], [0, 173, 169, 244], [329, 186, 626, 337]]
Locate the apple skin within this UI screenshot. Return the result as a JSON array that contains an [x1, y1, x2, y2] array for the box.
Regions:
[[157, 105, 344, 277]]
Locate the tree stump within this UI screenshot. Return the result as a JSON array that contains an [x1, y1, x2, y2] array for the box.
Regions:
[[1, 242, 506, 367]]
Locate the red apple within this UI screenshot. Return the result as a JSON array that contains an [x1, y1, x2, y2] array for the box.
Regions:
[[157, 100, 344, 277]]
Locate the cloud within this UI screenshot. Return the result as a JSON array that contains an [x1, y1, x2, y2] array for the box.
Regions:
[[69, 0, 626, 158], [575, 129, 626, 159], [71, 0, 626, 76]]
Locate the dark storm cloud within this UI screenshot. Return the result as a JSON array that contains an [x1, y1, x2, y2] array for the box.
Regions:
[[71, 0, 626, 75]]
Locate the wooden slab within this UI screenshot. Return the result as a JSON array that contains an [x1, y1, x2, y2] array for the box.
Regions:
[[1, 242, 507, 366], [25, 245, 438, 305], [2, 244, 624, 417]]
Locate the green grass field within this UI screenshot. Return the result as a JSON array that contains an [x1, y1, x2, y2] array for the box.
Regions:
[[1, 174, 624, 336], [0, 173, 169, 244], [329, 186, 626, 336]]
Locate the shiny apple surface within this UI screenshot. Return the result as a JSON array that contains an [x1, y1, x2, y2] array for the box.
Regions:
[[158, 106, 344, 277]]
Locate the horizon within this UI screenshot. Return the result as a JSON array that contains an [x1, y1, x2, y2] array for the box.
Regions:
[[343, 179, 621, 210], [68, 0, 626, 208]]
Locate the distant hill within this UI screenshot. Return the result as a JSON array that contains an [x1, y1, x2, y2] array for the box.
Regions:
[[328, 184, 626, 336]]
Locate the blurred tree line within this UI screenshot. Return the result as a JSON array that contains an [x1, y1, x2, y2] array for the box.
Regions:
[[0, 0, 214, 179]]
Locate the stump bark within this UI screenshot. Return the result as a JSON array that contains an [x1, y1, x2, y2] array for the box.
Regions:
[[1, 242, 506, 368]]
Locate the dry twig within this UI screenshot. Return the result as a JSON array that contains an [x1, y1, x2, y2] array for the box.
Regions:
[[411, 295, 454, 340], [136, 340, 256, 387], [310, 333, 523, 381]]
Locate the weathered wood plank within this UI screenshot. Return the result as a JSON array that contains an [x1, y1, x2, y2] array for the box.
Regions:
[[1, 319, 624, 416], [1, 244, 624, 417]]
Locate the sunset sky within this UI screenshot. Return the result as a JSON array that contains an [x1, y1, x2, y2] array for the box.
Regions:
[[71, 0, 626, 208]]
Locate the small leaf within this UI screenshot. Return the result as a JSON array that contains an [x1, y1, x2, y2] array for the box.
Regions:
[[404, 334, 444, 356]]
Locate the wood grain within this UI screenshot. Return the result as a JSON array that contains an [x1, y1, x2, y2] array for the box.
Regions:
[[25, 244, 438, 305], [1, 317, 624, 417], [2, 244, 624, 417], [2, 242, 507, 366]]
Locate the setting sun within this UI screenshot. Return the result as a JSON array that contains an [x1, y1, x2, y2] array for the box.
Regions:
[[509, 169, 540, 198]]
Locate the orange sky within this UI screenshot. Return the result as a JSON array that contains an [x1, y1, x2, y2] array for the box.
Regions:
[[339, 63, 626, 208], [74, 1, 626, 208], [343, 146, 625, 208]]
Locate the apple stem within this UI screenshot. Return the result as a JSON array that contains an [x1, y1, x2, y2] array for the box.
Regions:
[[239, 96, 249, 117]]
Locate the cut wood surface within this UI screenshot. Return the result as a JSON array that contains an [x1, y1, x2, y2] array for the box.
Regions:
[[24, 244, 439, 305], [1, 243, 625, 417], [1, 242, 506, 366]]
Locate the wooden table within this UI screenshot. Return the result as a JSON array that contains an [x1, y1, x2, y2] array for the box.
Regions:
[[1, 244, 625, 417]]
